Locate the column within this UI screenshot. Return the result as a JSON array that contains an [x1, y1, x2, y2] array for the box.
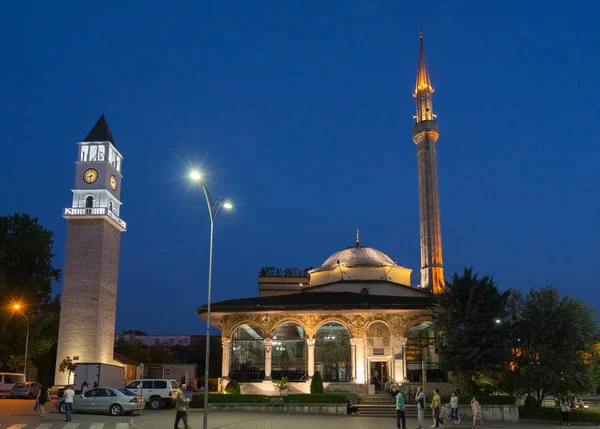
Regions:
[[354, 338, 366, 384], [392, 337, 408, 382], [402, 339, 408, 381], [350, 338, 357, 381], [307, 338, 316, 379], [264, 338, 273, 380], [221, 338, 231, 380]]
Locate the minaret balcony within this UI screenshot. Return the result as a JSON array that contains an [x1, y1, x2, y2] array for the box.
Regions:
[[63, 206, 127, 231]]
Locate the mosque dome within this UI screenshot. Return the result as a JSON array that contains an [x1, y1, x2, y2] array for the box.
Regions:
[[312, 244, 395, 272]]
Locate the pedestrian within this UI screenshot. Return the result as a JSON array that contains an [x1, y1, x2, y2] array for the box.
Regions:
[[81, 381, 89, 395], [93, 381, 98, 388], [471, 396, 482, 426], [396, 388, 406, 429], [174, 383, 191, 429], [63, 385, 75, 422], [37, 382, 50, 417], [432, 388, 443, 427], [449, 391, 459, 422], [560, 397, 571, 426], [415, 386, 426, 429]]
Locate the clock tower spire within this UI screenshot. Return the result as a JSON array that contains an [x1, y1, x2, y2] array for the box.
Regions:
[[412, 28, 445, 294], [54, 113, 126, 385]]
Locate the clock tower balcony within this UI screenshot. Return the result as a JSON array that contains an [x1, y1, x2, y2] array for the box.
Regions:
[[64, 206, 127, 232]]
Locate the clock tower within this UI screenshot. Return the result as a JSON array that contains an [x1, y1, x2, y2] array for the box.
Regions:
[[54, 114, 126, 386]]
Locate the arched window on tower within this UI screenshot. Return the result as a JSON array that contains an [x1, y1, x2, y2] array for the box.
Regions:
[[85, 196, 94, 209], [109, 201, 113, 212]]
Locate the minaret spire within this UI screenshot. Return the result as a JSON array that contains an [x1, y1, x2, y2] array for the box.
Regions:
[[412, 27, 445, 294], [355, 227, 360, 247]]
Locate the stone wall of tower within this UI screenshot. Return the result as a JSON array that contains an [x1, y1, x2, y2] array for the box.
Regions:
[[54, 219, 121, 386], [413, 122, 444, 294]]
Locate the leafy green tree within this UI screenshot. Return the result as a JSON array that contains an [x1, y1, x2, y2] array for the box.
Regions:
[[433, 268, 510, 394], [58, 356, 76, 384], [0, 214, 61, 379], [513, 287, 598, 409]]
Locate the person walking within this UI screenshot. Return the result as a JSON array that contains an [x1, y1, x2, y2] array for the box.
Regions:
[[63, 385, 75, 422], [396, 388, 406, 429], [471, 396, 482, 426], [416, 386, 426, 429], [37, 383, 50, 417], [561, 397, 571, 426], [174, 383, 191, 429], [449, 391, 459, 422], [432, 388, 443, 427], [81, 381, 89, 395]]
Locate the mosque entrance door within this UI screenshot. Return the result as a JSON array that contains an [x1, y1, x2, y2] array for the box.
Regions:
[[369, 361, 387, 391]]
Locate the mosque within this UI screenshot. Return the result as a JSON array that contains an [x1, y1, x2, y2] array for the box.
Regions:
[[197, 31, 448, 394]]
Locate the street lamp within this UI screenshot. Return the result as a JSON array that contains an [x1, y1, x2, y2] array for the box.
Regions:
[[189, 170, 232, 429], [14, 304, 30, 380]]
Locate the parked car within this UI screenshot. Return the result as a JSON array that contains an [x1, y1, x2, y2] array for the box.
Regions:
[[10, 382, 42, 399], [124, 379, 179, 410], [56, 387, 144, 416], [0, 373, 26, 398]]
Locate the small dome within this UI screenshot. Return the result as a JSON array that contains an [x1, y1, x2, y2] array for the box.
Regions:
[[312, 245, 395, 272]]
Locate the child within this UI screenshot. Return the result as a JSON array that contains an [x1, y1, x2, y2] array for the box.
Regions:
[[471, 396, 482, 426]]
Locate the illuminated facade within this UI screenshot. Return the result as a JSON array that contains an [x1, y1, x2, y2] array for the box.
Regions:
[[197, 31, 448, 394], [54, 114, 126, 386]]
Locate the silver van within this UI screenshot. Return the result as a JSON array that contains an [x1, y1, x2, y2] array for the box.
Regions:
[[0, 373, 26, 397]]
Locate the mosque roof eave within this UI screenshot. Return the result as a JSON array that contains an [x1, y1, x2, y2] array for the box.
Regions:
[[196, 291, 435, 315]]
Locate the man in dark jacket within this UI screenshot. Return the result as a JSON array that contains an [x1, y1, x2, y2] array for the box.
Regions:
[[174, 383, 191, 429]]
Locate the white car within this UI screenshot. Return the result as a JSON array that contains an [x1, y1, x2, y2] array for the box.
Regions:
[[124, 379, 179, 410]]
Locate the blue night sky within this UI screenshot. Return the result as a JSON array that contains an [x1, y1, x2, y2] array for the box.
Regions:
[[1, 2, 599, 334]]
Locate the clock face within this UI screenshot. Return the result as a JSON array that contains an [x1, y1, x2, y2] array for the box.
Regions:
[[83, 168, 99, 184], [110, 175, 118, 191]]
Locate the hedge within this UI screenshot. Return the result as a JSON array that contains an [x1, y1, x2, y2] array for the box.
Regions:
[[519, 406, 600, 423], [283, 394, 346, 404], [190, 393, 269, 407], [425, 395, 516, 405]]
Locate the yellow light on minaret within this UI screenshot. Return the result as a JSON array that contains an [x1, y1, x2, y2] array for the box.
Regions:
[[414, 26, 434, 96]]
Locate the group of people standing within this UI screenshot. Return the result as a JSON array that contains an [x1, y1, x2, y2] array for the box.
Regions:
[[395, 387, 482, 429]]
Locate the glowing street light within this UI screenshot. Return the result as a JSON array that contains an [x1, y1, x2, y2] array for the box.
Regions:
[[189, 169, 232, 429], [13, 303, 30, 380], [495, 319, 501, 324]]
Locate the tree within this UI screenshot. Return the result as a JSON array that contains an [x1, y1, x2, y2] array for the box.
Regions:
[[273, 377, 290, 396], [58, 357, 77, 384], [513, 287, 598, 409], [310, 371, 324, 393], [0, 214, 61, 378], [433, 268, 510, 394]]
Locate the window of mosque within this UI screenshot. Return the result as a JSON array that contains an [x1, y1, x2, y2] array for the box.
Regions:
[[230, 324, 265, 382], [405, 322, 446, 382], [271, 322, 307, 382], [360, 287, 370, 296], [315, 322, 351, 382], [85, 196, 94, 208]]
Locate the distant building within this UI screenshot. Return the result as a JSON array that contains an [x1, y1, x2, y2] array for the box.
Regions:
[[115, 333, 193, 348]]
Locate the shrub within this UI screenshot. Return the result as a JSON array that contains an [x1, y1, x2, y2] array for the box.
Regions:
[[310, 371, 324, 394], [225, 379, 241, 395], [190, 393, 269, 407], [519, 406, 600, 423], [283, 394, 346, 404], [273, 377, 291, 396]]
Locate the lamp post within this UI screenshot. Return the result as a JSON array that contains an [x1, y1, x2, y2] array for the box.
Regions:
[[189, 170, 232, 429], [14, 304, 30, 380]]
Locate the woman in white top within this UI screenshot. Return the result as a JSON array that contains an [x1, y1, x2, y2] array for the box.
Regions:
[[449, 391, 459, 421]]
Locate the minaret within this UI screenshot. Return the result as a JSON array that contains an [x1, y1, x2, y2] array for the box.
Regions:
[[54, 114, 126, 385], [412, 28, 444, 294]]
